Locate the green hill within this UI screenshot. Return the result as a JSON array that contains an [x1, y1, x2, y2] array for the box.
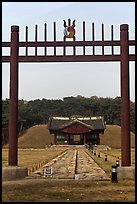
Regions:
[[100, 125, 135, 148], [4, 124, 135, 149], [17, 125, 54, 149]]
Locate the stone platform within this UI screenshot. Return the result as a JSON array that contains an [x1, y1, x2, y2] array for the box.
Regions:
[[117, 166, 135, 180], [2, 166, 28, 181]]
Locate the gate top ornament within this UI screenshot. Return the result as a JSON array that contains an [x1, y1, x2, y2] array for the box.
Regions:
[[63, 19, 75, 38]]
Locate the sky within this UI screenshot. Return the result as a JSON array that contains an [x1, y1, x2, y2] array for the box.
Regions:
[[2, 2, 135, 102]]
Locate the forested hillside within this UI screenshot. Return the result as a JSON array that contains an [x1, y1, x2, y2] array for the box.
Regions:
[[2, 96, 135, 145]]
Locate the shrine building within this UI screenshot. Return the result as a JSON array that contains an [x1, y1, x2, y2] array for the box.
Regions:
[[48, 116, 105, 145]]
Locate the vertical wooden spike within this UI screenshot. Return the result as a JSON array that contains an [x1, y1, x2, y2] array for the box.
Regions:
[[54, 22, 56, 56], [73, 36, 76, 56], [25, 26, 28, 56], [92, 22, 95, 55], [63, 36, 66, 56], [102, 24, 104, 55], [111, 25, 114, 55], [35, 25, 38, 56], [83, 21, 85, 55], [44, 23, 47, 56]]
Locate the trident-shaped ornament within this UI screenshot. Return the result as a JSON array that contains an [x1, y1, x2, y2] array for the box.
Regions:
[[63, 19, 75, 38]]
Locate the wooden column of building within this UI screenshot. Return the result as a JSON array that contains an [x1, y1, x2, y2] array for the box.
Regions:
[[120, 24, 131, 166], [66, 134, 70, 145], [84, 135, 87, 144], [53, 135, 56, 145], [96, 134, 100, 145], [8, 25, 19, 166]]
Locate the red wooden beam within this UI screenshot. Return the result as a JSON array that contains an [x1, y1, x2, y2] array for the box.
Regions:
[[2, 40, 135, 48], [2, 54, 135, 63], [17, 40, 121, 47]]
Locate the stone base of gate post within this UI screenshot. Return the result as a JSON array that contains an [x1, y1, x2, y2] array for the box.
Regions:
[[117, 166, 135, 180], [2, 166, 28, 181]]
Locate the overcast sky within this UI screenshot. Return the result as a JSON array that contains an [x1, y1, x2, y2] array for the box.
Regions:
[[2, 2, 135, 102]]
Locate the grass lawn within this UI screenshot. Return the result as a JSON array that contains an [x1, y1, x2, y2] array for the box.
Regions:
[[2, 148, 67, 174], [86, 148, 135, 177], [2, 147, 135, 202], [2, 124, 135, 202], [2, 179, 135, 202]]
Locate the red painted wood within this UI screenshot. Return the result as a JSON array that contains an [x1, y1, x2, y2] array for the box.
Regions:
[[61, 123, 92, 134], [2, 54, 135, 63], [2, 22, 135, 168], [8, 25, 19, 166], [120, 24, 131, 166], [2, 40, 134, 48]]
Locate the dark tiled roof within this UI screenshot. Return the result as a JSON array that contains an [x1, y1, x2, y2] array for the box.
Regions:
[[48, 116, 105, 131]]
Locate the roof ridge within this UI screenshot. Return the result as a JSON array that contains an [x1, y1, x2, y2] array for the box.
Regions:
[[59, 118, 94, 130]]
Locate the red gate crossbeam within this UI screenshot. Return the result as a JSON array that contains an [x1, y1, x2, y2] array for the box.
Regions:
[[2, 55, 135, 63], [2, 40, 135, 62], [2, 40, 135, 47]]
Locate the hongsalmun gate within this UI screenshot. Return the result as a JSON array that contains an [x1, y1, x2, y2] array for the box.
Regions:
[[2, 19, 135, 180]]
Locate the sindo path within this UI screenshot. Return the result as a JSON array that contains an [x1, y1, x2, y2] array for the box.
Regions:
[[32, 146, 110, 180]]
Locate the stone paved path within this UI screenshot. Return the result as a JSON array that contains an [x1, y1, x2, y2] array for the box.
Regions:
[[33, 146, 110, 180], [77, 149, 109, 180], [44, 148, 76, 179]]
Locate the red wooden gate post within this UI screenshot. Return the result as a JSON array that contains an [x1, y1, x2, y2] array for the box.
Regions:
[[120, 24, 131, 166], [8, 25, 19, 166]]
